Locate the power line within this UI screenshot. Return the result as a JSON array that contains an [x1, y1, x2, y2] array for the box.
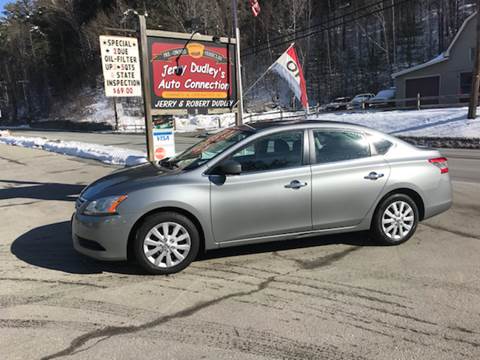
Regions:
[[242, 0, 415, 58], [242, 0, 410, 57], [242, 0, 392, 55], [243, 0, 408, 56]]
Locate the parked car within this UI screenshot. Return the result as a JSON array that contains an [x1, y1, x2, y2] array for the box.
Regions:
[[73, 120, 452, 275], [348, 93, 375, 109], [324, 97, 351, 111], [369, 88, 396, 108]]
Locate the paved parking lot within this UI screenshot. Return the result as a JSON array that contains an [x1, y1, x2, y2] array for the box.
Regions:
[[1, 144, 480, 360]]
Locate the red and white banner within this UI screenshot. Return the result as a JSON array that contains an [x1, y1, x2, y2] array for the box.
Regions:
[[249, 0, 261, 17], [271, 44, 309, 110]]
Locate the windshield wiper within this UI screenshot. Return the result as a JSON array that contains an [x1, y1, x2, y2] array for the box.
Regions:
[[158, 158, 179, 169]]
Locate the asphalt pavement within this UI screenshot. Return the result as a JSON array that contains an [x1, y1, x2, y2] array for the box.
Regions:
[[1, 142, 480, 359]]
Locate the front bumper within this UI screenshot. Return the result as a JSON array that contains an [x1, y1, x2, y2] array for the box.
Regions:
[[72, 211, 132, 261]]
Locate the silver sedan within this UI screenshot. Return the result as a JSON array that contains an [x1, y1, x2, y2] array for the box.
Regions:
[[72, 120, 452, 274]]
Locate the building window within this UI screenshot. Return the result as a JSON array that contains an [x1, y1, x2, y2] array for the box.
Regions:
[[460, 72, 472, 103], [460, 72, 472, 94], [470, 48, 476, 62]]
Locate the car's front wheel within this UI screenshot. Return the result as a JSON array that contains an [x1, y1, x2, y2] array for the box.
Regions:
[[370, 194, 419, 245], [132, 212, 200, 274]]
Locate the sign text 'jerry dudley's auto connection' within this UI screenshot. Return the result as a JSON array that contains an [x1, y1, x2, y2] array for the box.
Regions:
[[100, 35, 142, 97], [148, 37, 237, 112]]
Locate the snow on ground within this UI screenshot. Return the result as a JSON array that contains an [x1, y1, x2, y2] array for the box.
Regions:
[[312, 106, 480, 138], [173, 106, 480, 138], [5, 106, 480, 138], [174, 110, 306, 133], [0, 135, 147, 166], [170, 106, 480, 138], [175, 113, 235, 132], [113, 110, 304, 133], [1, 106, 479, 167]]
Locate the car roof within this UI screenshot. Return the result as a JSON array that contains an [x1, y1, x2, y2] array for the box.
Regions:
[[238, 119, 364, 132]]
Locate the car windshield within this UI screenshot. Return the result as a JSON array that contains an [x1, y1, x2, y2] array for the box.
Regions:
[[375, 89, 395, 99], [162, 128, 253, 171]]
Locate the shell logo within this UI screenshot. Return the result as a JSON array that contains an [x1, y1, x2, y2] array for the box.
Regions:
[[187, 43, 205, 59]]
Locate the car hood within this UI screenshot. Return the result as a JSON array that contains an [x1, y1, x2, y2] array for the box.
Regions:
[[80, 162, 179, 200]]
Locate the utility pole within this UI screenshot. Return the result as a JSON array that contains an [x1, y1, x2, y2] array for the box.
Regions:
[[468, 1, 480, 119], [232, 0, 244, 125], [391, 0, 396, 66], [138, 14, 155, 162], [113, 97, 119, 131], [18, 79, 31, 122]]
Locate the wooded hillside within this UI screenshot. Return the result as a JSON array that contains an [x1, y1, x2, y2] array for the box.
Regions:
[[0, 0, 476, 121]]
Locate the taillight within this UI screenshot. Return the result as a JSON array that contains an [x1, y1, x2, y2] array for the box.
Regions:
[[429, 157, 449, 174]]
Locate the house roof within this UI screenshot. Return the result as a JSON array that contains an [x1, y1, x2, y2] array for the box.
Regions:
[[392, 11, 477, 79]]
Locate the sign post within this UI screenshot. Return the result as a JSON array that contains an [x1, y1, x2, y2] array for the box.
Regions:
[[232, 0, 244, 125], [138, 15, 155, 162]]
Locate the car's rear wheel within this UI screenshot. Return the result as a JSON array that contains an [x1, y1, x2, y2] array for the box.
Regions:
[[370, 194, 419, 245], [133, 212, 199, 274]]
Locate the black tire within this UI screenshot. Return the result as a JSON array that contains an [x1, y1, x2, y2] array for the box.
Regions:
[[370, 193, 419, 245], [132, 212, 200, 275]]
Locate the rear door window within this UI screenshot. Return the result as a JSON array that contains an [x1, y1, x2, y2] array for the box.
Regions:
[[313, 130, 370, 164], [367, 134, 393, 155]]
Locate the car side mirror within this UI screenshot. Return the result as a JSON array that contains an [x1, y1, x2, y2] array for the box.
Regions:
[[213, 160, 242, 176]]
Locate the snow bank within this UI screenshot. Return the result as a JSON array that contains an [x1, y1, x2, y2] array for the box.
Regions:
[[173, 107, 480, 138], [0, 135, 147, 166], [115, 110, 304, 133], [175, 113, 236, 132], [312, 107, 480, 138], [174, 110, 304, 133]]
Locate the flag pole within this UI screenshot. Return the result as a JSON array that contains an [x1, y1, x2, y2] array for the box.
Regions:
[[232, 0, 244, 125]]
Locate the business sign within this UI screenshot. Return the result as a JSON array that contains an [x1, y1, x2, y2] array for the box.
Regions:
[[152, 116, 175, 160], [152, 128, 175, 160], [100, 35, 142, 97], [148, 36, 237, 113]]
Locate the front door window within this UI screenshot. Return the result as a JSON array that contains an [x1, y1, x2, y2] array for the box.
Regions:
[[229, 131, 304, 173]]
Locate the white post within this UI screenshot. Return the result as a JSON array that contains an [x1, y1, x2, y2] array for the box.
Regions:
[[232, 0, 244, 125]]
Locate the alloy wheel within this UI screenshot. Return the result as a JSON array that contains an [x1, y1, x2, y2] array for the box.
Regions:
[[143, 222, 191, 268], [381, 201, 415, 241]]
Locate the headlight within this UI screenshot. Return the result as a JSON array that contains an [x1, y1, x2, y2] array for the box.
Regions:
[[82, 195, 128, 216]]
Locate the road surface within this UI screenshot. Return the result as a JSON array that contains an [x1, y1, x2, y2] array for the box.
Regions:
[[0, 143, 480, 360], [8, 129, 480, 183]]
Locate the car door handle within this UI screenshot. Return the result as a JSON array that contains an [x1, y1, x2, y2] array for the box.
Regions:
[[285, 180, 308, 189], [364, 172, 384, 180]]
